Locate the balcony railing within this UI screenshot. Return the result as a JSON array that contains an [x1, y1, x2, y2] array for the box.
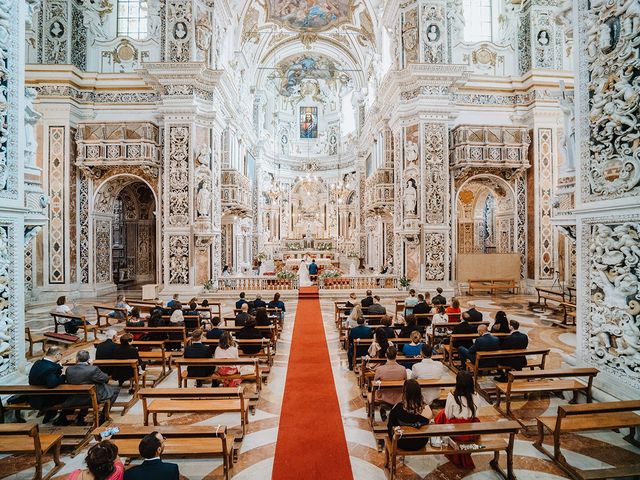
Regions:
[[221, 169, 251, 214], [450, 125, 530, 170], [364, 168, 394, 212]]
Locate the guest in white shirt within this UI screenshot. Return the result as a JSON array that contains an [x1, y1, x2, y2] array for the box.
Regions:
[[412, 343, 447, 404], [55, 296, 73, 314], [431, 305, 448, 324], [345, 304, 364, 329], [444, 371, 480, 420]]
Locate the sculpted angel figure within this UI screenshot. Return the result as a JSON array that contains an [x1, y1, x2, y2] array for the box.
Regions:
[[82, 0, 110, 41]]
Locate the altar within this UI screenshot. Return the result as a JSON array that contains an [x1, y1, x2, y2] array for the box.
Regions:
[[285, 257, 335, 270]]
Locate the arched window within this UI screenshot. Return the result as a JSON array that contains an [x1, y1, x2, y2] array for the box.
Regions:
[[463, 0, 494, 42], [117, 0, 148, 39]]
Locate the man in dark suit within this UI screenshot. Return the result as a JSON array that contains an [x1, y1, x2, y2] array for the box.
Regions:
[[253, 294, 266, 309], [465, 302, 483, 323], [94, 330, 118, 377], [183, 329, 214, 386], [235, 303, 251, 326], [347, 317, 373, 370], [361, 290, 374, 308], [28, 346, 67, 424], [451, 312, 479, 349], [431, 287, 447, 306], [458, 324, 500, 369], [235, 292, 248, 310], [124, 431, 180, 480], [413, 294, 431, 315], [236, 317, 263, 355], [367, 295, 387, 315], [205, 317, 224, 340], [495, 320, 529, 380], [65, 350, 119, 425]]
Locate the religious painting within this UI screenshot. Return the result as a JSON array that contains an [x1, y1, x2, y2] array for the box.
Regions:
[[267, 0, 353, 32], [300, 107, 318, 139]]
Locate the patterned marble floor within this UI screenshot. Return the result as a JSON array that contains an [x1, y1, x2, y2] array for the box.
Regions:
[[3, 293, 638, 479]]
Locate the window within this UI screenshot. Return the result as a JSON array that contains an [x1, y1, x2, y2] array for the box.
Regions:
[[117, 0, 148, 39], [463, 0, 493, 42]]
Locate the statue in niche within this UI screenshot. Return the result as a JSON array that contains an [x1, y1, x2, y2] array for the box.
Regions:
[[405, 140, 418, 165], [196, 180, 211, 217], [497, 3, 518, 45], [558, 82, 576, 174], [447, 0, 465, 44], [147, 0, 161, 38], [82, 0, 110, 41], [404, 179, 417, 217], [24, 87, 41, 167], [174, 21, 187, 40], [195, 145, 212, 218]]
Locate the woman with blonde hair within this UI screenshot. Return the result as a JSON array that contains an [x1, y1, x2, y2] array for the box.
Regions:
[[345, 304, 364, 328], [402, 330, 424, 357]]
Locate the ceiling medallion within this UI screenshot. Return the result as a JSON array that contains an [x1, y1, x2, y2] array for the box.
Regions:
[[299, 32, 319, 49]]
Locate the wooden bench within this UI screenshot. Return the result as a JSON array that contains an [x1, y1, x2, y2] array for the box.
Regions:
[[25, 327, 47, 358], [161, 314, 201, 332], [50, 311, 98, 344], [534, 400, 640, 479], [559, 301, 576, 328], [358, 356, 430, 392], [385, 421, 521, 480], [468, 279, 518, 295], [428, 321, 490, 345], [0, 385, 109, 454], [173, 358, 262, 393], [495, 368, 599, 425], [138, 387, 249, 436], [124, 326, 188, 349], [94, 304, 129, 329], [467, 348, 550, 389], [203, 338, 273, 366], [444, 332, 509, 369], [42, 331, 79, 347], [93, 424, 234, 480], [0, 423, 64, 480], [219, 325, 277, 346], [531, 287, 565, 312]]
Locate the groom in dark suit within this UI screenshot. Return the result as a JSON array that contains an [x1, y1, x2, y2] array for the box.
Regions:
[[124, 432, 180, 480]]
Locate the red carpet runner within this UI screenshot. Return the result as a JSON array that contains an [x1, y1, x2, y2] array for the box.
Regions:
[[272, 286, 353, 479]]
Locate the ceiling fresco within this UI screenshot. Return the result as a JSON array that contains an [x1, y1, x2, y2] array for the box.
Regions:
[[266, 0, 354, 32]]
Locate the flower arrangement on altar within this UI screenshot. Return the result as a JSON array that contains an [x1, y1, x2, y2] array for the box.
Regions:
[[276, 270, 296, 280], [319, 269, 342, 280]]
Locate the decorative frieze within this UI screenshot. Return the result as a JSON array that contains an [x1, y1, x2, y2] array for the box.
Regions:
[[0, 222, 18, 377], [168, 235, 190, 284], [538, 128, 555, 279], [167, 125, 190, 226], [424, 231, 445, 280], [94, 218, 111, 283], [423, 123, 447, 224], [48, 126, 65, 284]]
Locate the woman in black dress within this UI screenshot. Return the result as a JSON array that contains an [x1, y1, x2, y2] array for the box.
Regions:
[[387, 379, 433, 450]]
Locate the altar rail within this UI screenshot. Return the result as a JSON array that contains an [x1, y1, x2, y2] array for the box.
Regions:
[[319, 275, 399, 290], [215, 277, 299, 291], [213, 275, 399, 291]]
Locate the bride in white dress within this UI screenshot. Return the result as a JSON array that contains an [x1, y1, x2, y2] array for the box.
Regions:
[[298, 260, 313, 287]]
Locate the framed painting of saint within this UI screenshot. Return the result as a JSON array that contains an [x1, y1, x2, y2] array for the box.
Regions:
[[300, 106, 318, 139]]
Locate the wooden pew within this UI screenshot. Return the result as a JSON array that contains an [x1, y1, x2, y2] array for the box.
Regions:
[[466, 348, 550, 389], [94, 304, 129, 329], [366, 378, 456, 426], [428, 321, 490, 345], [0, 385, 109, 453], [531, 287, 565, 312], [468, 279, 518, 295], [385, 421, 521, 480], [203, 338, 273, 366], [534, 400, 640, 480], [444, 332, 509, 369], [50, 311, 98, 344], [0, 423, 64, 480], [363, 314, 385, 325], [495, 368, 599, 425], [134, 341, 171, 382], [25, 327, 47, 358], [138, 387, 249, 436], [219, 325, 277, 346], [124, 326, 188, 350], [358, 356, 427, 392], [173, 358, 262, 393], [93, 424, 234, 480]]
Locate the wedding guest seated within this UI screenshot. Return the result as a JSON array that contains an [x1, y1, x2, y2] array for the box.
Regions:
[[54, 296, 83, 334], [235, 303, 251, 327], [126, 307, 145, 328], [168, 302, 184, 325], [123, 432, 180, 480], [267, 292, 286, 318], [373, 346, 407, 420], [146, 312, 169, 342], [235, 292, 248, 310], [183, 329, 214, 386], [96, 330, 119, 360], [343, 292, 357, 316], [402, 331, 424, 357], [28, 346, 68, 425], [345, 304, 364, 329], [361, 290, 374, 308], [253, 294, 267, 309], [367, 295, 387, 315], [348, 316, 373, 370], [387, 379, 433, 450], [398, 315, 424, 339], [491, 311, 511, 334], [413, 294, 431, 315], [465, 301, 483, 322], [495, 320, 529, 381], [431, 305, 448, 324], [446, 298, 462, 321], [112, 334, 142, 391], [236, 317, 263, 355], [67, 440, 124, 480], [166, 294, 180, 310], [433, 371, 481, 468], [424, 292, 432, 308], [368, 327, 392, 359], [254, 309, 272, 338], [184, 301, 199, 317], [110, 294, 132, 320], [412, 343, 447, 404], [150, 299, 166, 317], [214, 332, 245, 387], [205, 317, 224, 340], [381, 315, 396, 339], [431, 287, 446, 306], [452, 313, 478, 349], [458, 324, 500, 369], [404, 289, 418, 316], [200, 299, 211, 321]]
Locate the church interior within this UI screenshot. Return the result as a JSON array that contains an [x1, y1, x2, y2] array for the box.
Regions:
[[0, 0, 639, 478]]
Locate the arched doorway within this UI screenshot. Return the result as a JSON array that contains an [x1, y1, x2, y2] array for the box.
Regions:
[[456, 175, 516, 254], [93, 175, 159, 288]]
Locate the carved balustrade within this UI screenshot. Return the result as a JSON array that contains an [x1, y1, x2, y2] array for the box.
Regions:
[[450, 125, 530, 173], [319, 275, 399, 290], [75, 122, 161, 177], [215, 276, 299, 291], [221, 169, 251, 214], [364, 168, 394, 212]]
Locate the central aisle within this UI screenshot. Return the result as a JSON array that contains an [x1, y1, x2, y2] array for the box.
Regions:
[[272, 287, 353, 479]]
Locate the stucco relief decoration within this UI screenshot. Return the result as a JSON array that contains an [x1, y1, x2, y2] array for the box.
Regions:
[[81, 0, 111, 42], [95, 219, 111, 283], [79, 174, 90, 282], [166, 0, 192, 62], [423, 123, 447, 224], [168, 126, 190, 225], [43, 1, 68, 64], [402, 8, 419, 65], [195, 8, 212, 60], [195, 144, 212, 219], [0, 0, 19, 198], [587, 222, 640, 386], [48, 127, 66, 284], [422, 4, 445, 63], [0, 224, 16, 376], [425, 232, 445, 281], [169, 235, 190, 284], [584, 0, 640, 200]]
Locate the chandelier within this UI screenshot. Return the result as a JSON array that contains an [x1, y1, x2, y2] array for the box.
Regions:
[[331, 170, 352, 204]]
